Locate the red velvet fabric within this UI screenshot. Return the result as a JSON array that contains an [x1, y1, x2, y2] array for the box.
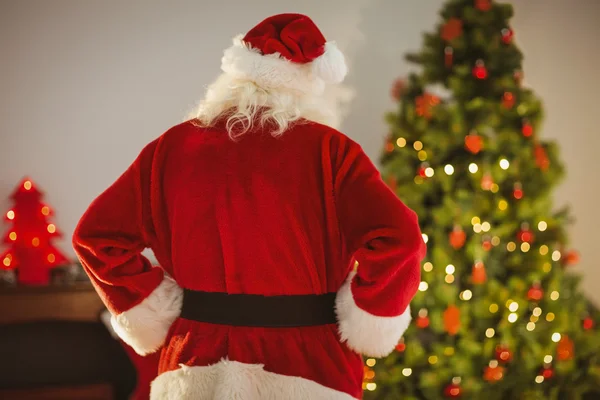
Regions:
[[73, 120, 425, 398], [243, 13, 326, 63]]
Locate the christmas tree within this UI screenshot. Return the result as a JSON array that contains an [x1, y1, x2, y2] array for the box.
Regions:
[[1, 178, 69, 285], [366, 0, 600, 398]]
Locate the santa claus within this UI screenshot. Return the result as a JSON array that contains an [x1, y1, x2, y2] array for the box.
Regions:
[[73, 13, 425, 399]]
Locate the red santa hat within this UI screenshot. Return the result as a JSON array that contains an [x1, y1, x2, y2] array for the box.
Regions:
[[221, 13, 348, 93]]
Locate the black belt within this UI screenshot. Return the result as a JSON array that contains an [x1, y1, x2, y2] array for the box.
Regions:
[[180, 289, 337, 327]]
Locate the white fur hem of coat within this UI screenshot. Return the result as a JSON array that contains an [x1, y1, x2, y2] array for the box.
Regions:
[[335, 270, 412, 358], [110, 276, 183, 356], [150, 359, 357, 400]]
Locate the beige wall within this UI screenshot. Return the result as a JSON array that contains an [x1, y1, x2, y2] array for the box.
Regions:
[[1, 0, 598, 302]]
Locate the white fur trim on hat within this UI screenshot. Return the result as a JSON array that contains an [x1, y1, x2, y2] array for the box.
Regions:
[[150, 359, 357, 400], [335, 271, 412, 358], [110, 276, 183, 356], [312, 42, 348, 84], [221, 36, 348, 94]]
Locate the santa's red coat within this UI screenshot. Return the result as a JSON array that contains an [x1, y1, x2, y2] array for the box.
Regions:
[[73, 120, 425, 399]]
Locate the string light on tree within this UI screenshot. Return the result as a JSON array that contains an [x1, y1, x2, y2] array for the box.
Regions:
[[469, 163, 479, 173]]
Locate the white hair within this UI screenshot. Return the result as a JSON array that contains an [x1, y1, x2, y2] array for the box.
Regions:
[[187, 73, 353, 140]]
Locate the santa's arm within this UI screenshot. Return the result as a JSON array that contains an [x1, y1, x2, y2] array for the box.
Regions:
[[73, 139, 182, 356], [333, 138, 426, 358]]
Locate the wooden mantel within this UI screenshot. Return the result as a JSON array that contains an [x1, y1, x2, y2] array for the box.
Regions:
[[0, 282, 105, 325]]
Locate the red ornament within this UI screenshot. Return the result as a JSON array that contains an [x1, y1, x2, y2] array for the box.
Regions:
[[441, 18, 463, 42], [465, 133, 484, 154], [563, 250, 580, 266], [534, 144, 550, 171], [541, 367, 554, 379], [445, 46, 454, 68], [502, 92, 515, 109], [418, 165, 428, 178], [444, 383, 462, 398], [482, 239, 492, 251], [444, 305, 461, 336], [513, 182, 524, 200], [417, 309, 430, 328], [522, 121, 534, 137], [557, 335, 574, 361], [391, 78, 406, 101], [481, 174, 494, 191], [518, 224, 534, 243], [495, 345, 513, 363], [475, 0, 492, 12], [583, 317, 594, 331], [484, 362, 504, 382], [0, 178, 69, 284], [395, 339, 406, 352], [449, 226, 467, 250], [385, 138, 395, 153], [473, 60, 488, 80], [416, 93, 441, 119], [417, 316, 430, 328], [514, 70, 524, 84], [472, 261, 487, 284], [501, 28, 514, 44], [527, 283, 544, 301]]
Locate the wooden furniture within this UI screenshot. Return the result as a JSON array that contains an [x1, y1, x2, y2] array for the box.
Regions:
[[0, 282, 105, 325], [0, 283, 135, 400]]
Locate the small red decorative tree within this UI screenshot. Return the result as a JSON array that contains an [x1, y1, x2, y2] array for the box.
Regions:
[[1, 178, 69, 285]]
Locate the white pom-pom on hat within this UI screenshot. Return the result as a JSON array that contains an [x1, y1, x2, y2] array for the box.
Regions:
[[312, 42, 348, 84]]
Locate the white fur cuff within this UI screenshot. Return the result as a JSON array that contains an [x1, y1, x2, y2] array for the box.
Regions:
[[111, 276, 183, 356], [335, 271, 412, 358]]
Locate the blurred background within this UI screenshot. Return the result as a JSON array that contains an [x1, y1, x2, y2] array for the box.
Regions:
[[1, 1, 599, 399]]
